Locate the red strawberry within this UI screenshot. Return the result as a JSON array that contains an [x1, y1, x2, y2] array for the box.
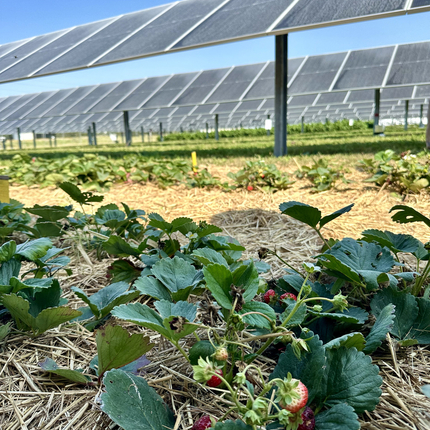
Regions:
[[280, 380, 308, 413], [247, 185, 254, 191], [298, 407, 315, 430], [207, 369, 223, 387], [260, 174, 265, 178], [263, 289, 277, 305], [280, 292, 297, 305], [192, 415, 214, 430]]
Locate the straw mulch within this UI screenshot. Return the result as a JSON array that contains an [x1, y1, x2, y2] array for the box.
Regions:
[[3, 169, 430, 429]]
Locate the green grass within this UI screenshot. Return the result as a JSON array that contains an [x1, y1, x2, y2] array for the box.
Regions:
[[1, 126, 426, 167]]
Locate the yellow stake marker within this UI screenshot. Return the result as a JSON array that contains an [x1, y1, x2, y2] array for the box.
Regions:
[[0, 176, 10, 203], [191, 151, 198, 172]]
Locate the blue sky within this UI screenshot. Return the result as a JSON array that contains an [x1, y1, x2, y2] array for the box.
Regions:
[[1, 1, 430, 96]]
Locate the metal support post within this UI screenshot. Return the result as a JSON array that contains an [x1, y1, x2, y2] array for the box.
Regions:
[[404, 100, 409, 131], [141, 126, 144, 142], [87, 127, 92, 145], [53, 134, 57, 147], [373, 89, 381, 135], [274, 34, 288, 157], [206, 122, 209, 139], [420, 104, 425, 128], [1, 138, 5, 151], [301, 116, 305, 133], [9, 137, 13, 150], [159, 122, 164, 142], [180, 126, 184, 133], [426, 103, 430, 149], [17, 128, 22, 149], [49, 133, 52, 147], [215, 114, 219, 141], [32, 130, 36, 148], [123, 111, 131, 146], [92, 122, 97, 146]]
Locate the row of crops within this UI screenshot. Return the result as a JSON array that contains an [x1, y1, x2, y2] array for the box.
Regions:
[[1, 181, 430, 428], [3, 148, 430, 194]]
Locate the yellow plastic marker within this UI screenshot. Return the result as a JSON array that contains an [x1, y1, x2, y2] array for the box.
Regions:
[[191, 151, 198, 172], [0, 176, 10, 203]]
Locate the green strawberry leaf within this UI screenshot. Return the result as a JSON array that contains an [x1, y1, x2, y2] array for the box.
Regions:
[[192, 248, 229, 267], [239, 301, 276, 330], [25, 205, 70, 222], [96, 325, 154, 378], [101, 369, 176, 430], [321, 347, 382, 413], [102, 236, 141, 258], [72, 282, 139, 319], [324, 333, 366, 351], [371, 287, 418, 341], [364, 303, 395, 354], [315, 404, 359, 430], [134, 277, 171, 301], [319, 204, 354, 229], [279, 201, 321, 228], [318, 238, 397, 290], [0, 241, 17, 263], [39, 357, 91, 384], [203, 264, 234, 310], [390, 205, 430, 228], [361, 229, 420, 254], [59, 182, 104, 204], [16, 238, 52, 261]]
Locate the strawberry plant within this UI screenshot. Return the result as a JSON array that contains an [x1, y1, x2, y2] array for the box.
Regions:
[[0, 239, 80, 336], [0, 200, 31, 242], [295, 158, 350, 192], [361, 149, 430, 194], [228, 160, 294, 192]]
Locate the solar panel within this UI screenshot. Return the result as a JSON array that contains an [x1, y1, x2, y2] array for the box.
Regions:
[[172, 68, 230, 105], [382, 86, 414, 99], [26, 89, 76, 118], [0, 96, 22, 114], [333, 47, 394, 90], [410, 0, 430, 8], [0, 94, 39, 120], [43, 86, 98, 116], [0, 20, 116, 82], [34, 6, 170, 77], [415, 85, 430, 97], [346, 89, 374, 102], [316, 92, 348, 104], [1, 91, 57, 121], [206, 63, 266, 103], [95, 0, 225, 64], [193, 105, 216, 114], [273, 0, 406, 31], [0, 40, 32, 59], [289, 94, 317, 106], [0, 31, 68, 77], [62, 83, 119, 115], [289, 53, 347, 94], [173, 0, 295, 49], [87, 80, 145, 113], [236, 100, 265, 111], [142, 73, 198, 107], [113, 76, 170, 110], [212, 102, 240, 113], [386, 42, 430, 85], [166, 106, 193, 117]]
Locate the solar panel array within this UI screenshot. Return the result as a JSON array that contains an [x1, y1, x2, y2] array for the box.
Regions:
[[1, 41, 430, 135], [0, 0, 428, 85]]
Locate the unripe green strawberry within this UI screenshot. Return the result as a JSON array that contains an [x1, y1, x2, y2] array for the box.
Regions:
[[214, 347, 228, 361]]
